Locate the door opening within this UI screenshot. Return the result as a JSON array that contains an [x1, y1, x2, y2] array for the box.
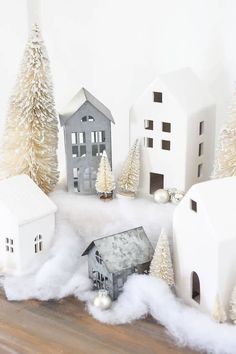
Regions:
[[192, 271, 200, 304], [150, 173, 164, 194]]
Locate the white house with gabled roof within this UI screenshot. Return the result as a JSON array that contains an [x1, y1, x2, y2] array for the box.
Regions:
[[0, 174, 57, 275], [173, 177, 236, 318], [129, 68, 215, 196]]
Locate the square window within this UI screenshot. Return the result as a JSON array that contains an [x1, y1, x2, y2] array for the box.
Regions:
[[153, 91, 162, 103], [191, 199, 197, 212], [71, 132, 77, 145], [79, 132, 86, 144], [199, 143, 203, 156], [198, 164, 203, 178], [80, 145, 86, 157], [92, 145, 98, 156], [144, 120, 153, 130], [72, 145, 79, 158], [199, 121, 204, 135], [162, 140, 171, 150], [162, 122, 171, 133], [144, 137, 153, 148]]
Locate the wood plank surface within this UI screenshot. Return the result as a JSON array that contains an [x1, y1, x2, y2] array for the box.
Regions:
[[0, 290, 198, 354]]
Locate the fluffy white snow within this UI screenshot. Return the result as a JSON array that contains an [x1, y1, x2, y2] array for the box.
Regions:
[[3, 188, 236, 354]]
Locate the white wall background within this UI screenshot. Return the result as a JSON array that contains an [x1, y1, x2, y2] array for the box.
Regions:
[[0, 0, 235, 176]]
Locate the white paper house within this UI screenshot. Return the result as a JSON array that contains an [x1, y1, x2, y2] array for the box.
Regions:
[[0, 175, 57, 275], [173, 177, 236, 318], [129, 68, 215, 196]]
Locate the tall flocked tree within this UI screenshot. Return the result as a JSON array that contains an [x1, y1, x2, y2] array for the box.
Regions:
[[0, 24, 59, 194], [229, 286, 236, 324], [118, 139, 140, 197], [95, 151, 116, 199], [212, 294, 227, 323], [149, 229, 175, 287], [212, 89, 236, 178]]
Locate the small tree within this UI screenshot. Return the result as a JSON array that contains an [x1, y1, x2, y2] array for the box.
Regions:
[[212, 294, 227, 323], [95, 151, 115, 199], [212, 88, 236, 178], [229, 286, 236, 324], [149, 228, 175, 287], [0, 24, 59, 194], [118, 139, 140, 197]]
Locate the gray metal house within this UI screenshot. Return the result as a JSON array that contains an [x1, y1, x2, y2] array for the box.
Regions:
[[59, 88, 115, 194], [82, 226, 154, 300]]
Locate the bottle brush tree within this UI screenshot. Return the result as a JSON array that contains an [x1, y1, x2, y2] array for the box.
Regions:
[[212, 294, 227, 323], [95, 151, 116, 199], [212, 88, 236, 178], [0, 24, 59, 194], [229, 286, 236, 324], [118, 139, 140, 197], [149, 228, 175, 287]]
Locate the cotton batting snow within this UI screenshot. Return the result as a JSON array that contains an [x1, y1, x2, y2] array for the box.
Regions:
[[2, 187, 236, 354]]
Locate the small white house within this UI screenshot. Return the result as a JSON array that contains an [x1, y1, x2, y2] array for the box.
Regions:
[[129, 68, 215, 196], [0, 174, 57, 275], [173, 177, 236, 318]]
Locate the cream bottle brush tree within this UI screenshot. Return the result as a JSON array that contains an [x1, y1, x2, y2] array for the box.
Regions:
[[212, 88, 236, 178], [95, 150, 116, 199], [118, 139, 140, 197], [149, 228, 175, 287], [212, 295, 227, 323], [0, 24, 59, 194]]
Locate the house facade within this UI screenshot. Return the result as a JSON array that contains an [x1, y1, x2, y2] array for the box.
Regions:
[[173, 177, 236, 318], [60, 88, 115, 194], [82, 226, 154, 300], [0, 175, 57, 275], [129, 68, 215, 196]]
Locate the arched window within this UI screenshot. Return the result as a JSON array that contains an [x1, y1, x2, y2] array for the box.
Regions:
[[81, 115, 95, 122], [88, 116, 95, 122], [81, 116, 87, 122], [34, 234, 42, 253], [95, 250, 103, 264], [191, 271, 200, 304]]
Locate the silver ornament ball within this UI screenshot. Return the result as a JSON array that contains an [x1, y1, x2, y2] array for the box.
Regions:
[[171, 192, 185, 204], [93, 290, 112, 310], [153, 189, 170, 204]]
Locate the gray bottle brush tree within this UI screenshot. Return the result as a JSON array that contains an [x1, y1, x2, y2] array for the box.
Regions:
[[0, 24, 59, 194], [118, 139, 140, 197]]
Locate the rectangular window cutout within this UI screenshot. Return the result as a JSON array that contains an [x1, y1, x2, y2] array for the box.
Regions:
[[100, 144, 106, 155], [199, 143, 203, 156], [191, 199, 197, 212], [72, 145, 79, 158], [199, 121, 204, 135], [73, 168, 79, 178], [99, 131, 106, 143], [144, 120, 153, 130], [162, 140, 171, 150], [144, 137, 153, 148], [79, 132, 86, 144], [92, 145, 98, 156], [198, 164, 203, 178], [80, 145, 86, 157], [71, 132, 77, 145], [153, 91, 162, 103], [91, 131, 98, 143], [162, 122, 171, 133]]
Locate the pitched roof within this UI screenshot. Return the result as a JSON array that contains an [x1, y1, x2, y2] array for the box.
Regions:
[[59, 87, 115, 126], [0, 175, 57, 225], [82, 226, 154, 273], [133, 68, 214, 116], [181, 177, 236, 242]]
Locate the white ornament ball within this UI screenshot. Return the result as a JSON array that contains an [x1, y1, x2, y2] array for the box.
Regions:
[[171, 192, 185, 205], [93, 290, 112, 310], [153, 189, 170, 204]]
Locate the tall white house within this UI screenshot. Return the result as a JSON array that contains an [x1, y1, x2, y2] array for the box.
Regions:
[[0, 175, 57, 275], [173, 177, 236, 318], [129, 68, 215, 196]]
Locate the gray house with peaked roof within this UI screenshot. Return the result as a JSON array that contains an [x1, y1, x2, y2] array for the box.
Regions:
[[60, 88, 115, 194], [82, 227, 154, 300]]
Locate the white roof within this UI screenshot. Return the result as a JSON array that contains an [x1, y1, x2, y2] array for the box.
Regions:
[[134, 68, 214, 116], [0, 175, 57, 225], [60, 87, 115, 125], [186, 177, 236, 242]]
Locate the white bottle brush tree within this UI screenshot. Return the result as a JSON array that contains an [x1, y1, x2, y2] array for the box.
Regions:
[[229, 285, 236, 324], [212, 87, 236, 178], [212, 294, 227, 323], [149, 228, 175, 287], [118, 139, 140, 197], [0, 24, 59, 194], [95, 151, 116, 199]]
